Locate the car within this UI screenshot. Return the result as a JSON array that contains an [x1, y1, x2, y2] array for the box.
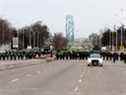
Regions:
[[87, 53, 103, 67]]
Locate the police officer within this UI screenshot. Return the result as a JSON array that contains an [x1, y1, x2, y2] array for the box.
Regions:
[[112, 52, 118, 63], [13, 51, 17, 60], [68, 51, 71, 60], [63, 51, 67, 60], [62, 51, 65, 60], [22, 51, 25, 60], [85, 52, 88, 60], [82, 52, 85, 60], [76, 52, 79, 60], [73, 51, 76, 60], [107, 52, 112, 60], [56, 50, 59, 60], [123, 53, 126, 63], [66, 51, 69, 60], [24, 51, 28, 60], [78, 52, 81, 60], [0, 53, 2, 60], [17, 51, 21, 60], [29, 51, 33, 59], [120, 52, 124, 61], [106, 52, 109, 60], [20, 52, 24, 60], [107, 52, 110, 60], [2, 53, 6, 60], [101, 52, 106, 60], [6, 51, 10, 60], [72, 51, 75, 60], [10, 51, 13, 60], [8, 51, 10, 60], [59, 50, 63, 60]]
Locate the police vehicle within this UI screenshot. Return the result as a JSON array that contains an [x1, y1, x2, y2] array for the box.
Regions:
[[87, 51, 103, 67]]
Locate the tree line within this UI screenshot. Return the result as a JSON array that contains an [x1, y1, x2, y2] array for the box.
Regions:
[[101, 25, 126, 50], [0, 18, 68, 50]]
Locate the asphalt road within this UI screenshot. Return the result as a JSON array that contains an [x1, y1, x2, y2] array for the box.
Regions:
[[0, 60, 126, 95], [79, 61, 126, 95]]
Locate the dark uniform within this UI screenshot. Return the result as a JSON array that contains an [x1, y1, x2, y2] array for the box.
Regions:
[[13, 52, 17, 60], [112, 52, 118, 63], [21, 52, 24, 60], [124, 54, 126, 63], [85, 52, 89, 60], [101, 52, 106, 60], [69, 51, 72, 60], [10, 52, 13, 60], [107, 52, 112, 60], [120, 52, 124, 61], [56, 51, 59, 60], [2, 53, 6, 60], [0, 53, 2, 60]]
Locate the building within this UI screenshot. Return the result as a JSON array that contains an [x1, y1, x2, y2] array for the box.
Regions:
[[66, 15, 75, 46]]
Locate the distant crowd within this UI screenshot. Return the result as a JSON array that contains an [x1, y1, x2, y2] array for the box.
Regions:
[[0, 49, 126, 63], [0, 49, 51, 61], [56, 51, 126, 63]]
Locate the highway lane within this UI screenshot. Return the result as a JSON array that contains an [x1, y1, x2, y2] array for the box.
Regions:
[[0, 60, 85, 95], [0, 60, 126, 95], [79, 61, 126, 95]]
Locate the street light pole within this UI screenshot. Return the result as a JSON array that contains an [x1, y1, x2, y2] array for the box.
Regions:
[[114, 25, 118, 51], [29, 28, 31, 48], [109, 31, 111, 50], [121, 25, 123, 50], [34, 32, 35, 48], [120, 8, 126, 51], [23, 29, 24, 49], [2, 22, 4, 45], [37, 32, 39, 48]]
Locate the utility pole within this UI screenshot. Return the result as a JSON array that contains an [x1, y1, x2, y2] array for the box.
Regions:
[[37, 32, 39, 48], [23, 29, 24, 49], [17, 29, 19, 50], [34, 32, 35, 48], [121, 25, 123, 50], [111, 30, 113, 51], [114, 25, 118, 51], [29, 28, 32, 48], [2, 22, 4, 45], [109, 31, 111, 51], [120, 9, 125, 51]]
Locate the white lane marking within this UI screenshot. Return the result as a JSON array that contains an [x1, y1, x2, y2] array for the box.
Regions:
[[74, 86, 79, 92], [26, 74, 32, 77], [11, 78, 19, 82], [78, 79, 82, 83]]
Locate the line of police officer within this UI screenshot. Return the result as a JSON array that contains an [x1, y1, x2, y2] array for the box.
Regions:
[[0, 50, 50, 60], [56, 51, 89, 60], [56, 51, 126, 63], [101, 52, 126, 63], [0, 51, 32, 60], [1, 49, 126, 63]]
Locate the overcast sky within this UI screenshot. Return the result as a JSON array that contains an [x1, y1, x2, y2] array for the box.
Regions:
[[1, 0, 126, 38]]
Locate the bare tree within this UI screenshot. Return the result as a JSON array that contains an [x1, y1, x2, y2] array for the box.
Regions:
[[53, 32, 68, 50], [18, 21, 49, 49], [0, 18, 12, 44]]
